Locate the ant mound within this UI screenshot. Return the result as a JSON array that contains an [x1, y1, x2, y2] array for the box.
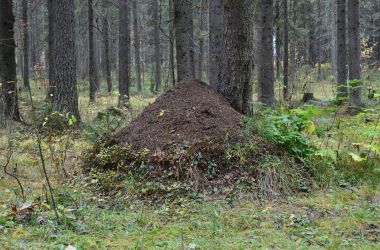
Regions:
[[118, 80, 243, 151], [84, 80, 311, 204]]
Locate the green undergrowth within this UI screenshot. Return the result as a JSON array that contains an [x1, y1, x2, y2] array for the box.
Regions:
[[1, 183, 379, 249], [83, 134, 313, 206], [1, 74, 380, 249], [82, 102, 380, 205]]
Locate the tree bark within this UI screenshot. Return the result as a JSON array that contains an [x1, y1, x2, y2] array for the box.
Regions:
[[275, 0, 281, 80], [153, 0, 161, 92], [173, 0, 195, 81], [133, 0, 142, 93], [283, 0, 289, 100], [209, 0, 224, 89], [47, 0, 80, 120], [168, 0, 175, 85], [118, 0, 131, 107], [220, 0, 253, 114], [22, 0, 30, 90], [317, 0, 322, 78], [258, 0, 275, 107], [102, 0, 112, 93], [347, 0, 362, 105], [198, 0, 207, 81], [0, 0, 21, 122], [336, 0, 348, 101], [88, 0, 100, 102], [208, 0, 223, 89], [290, 0, 297, 70]]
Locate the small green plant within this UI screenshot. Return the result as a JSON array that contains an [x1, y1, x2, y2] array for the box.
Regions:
[[82, 107, 127, 142], [246, 105, 318, 157]]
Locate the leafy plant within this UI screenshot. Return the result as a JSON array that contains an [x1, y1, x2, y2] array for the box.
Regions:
[[246, 105, 319, 157]]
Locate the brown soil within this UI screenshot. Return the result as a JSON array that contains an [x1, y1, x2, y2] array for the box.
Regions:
[[118, 80, 243, 151]]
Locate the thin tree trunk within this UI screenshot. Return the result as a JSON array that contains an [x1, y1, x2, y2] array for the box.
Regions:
[[290, 0, 296, 70], [118, 0, 131, 107], [304, 0, 310, 65], [153, 0, 161, 92], [0, 0, 21, 122], [168, 0, 175, 85], [258, 0, 275, 108], [22, 0, 30, 90], [133, 0, 142, 93], [347, 0, 362, 105], [317, 0, 322, 78], [88, 0, 100, 102], [275, 0, 281, 80], [336, 0, 347, 101], [208, 0, 223, 89], [283, 0, 289, 100], [173, 0, 195, 81], [198, 0, 207, 81], [47, 0, 80, 120], [102, 0, 112, 93]]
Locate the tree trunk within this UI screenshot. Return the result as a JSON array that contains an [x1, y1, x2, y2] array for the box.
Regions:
[[347, 0, 362, 105], [0, 0, 21, 122], [258, 0, 275, 108], [275, 0, 281, 80], [198, 0, 207, 81], [317, 0, 322, 78], [220, 0, 253, 114], [209, 0, 223, 89], [153, 0, 161, 92], [118, 0, 131, 107], [304, 0, 310, 65], [173, 0, 195, 81], [283, 0, 289, 100], [47, 0, 80, 120], [168, 0, 175, 85], [336, 0, 348, 101], [22, 0, 30, 90], [290, 0, 296, 70], [102, 0, 112, 93], [133, 0, 142, 93], [88, 0, 100, 102]]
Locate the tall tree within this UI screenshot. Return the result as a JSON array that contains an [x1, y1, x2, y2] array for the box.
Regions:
[[47, 0, 80, 120], [173, 0, 195, 81], [220, 0, 253, 114], [283, 0, 289, 100], [336, 0, 347, 101], [275, 0, 281, 80], [289, 0, 297, 70], [102, 0, 113, 93], [198, 0, 207, 81], [118, 0, 131, 107], [22, 0, 30, 90], [347, 0, 362, 105], [88, 0, 100, 102], [168, 0, 175, 85], [316, 0, 322, 78], [133, 0, 142, 93], [258, 0, 275, 107], [0, 0, 21, 122], [208, 0, 223, 89], [153, 0, 161, 92]]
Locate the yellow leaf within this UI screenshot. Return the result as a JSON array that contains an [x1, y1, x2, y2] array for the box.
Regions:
[[305, 122, 316, 135], [157, 109, 165, 118], [349, 153, 366, 162]]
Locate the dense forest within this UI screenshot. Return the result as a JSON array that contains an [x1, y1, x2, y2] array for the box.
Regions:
[[0, 0, 379, 249]]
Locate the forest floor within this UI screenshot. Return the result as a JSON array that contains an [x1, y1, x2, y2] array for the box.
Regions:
[[1, 68, 380, 249]]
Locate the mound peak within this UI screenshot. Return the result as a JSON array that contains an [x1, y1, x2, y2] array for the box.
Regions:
[[118, 80, 243, 151]]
